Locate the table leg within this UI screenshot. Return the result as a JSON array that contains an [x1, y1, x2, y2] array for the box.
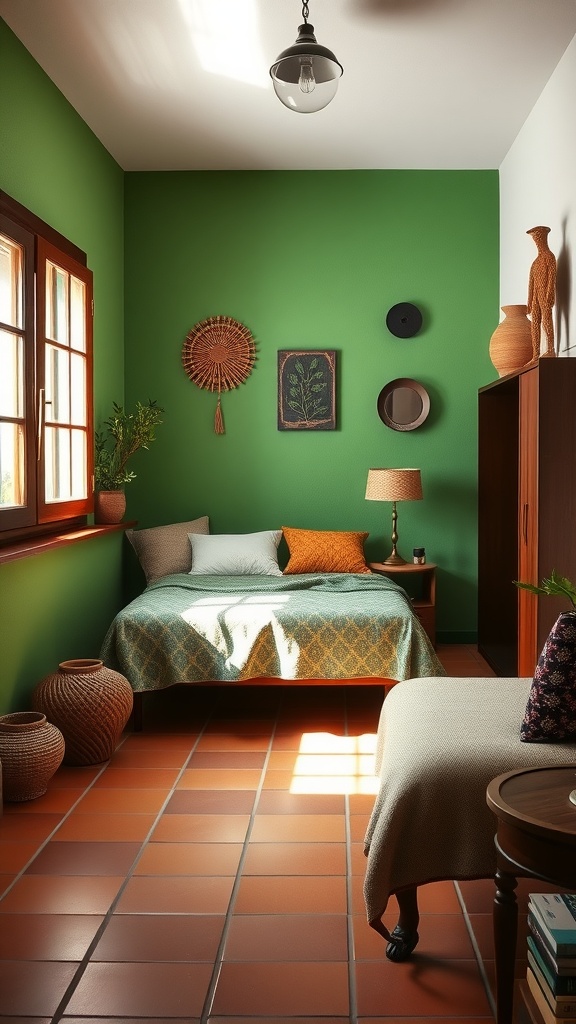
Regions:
[[493, 866, 518, 1024]]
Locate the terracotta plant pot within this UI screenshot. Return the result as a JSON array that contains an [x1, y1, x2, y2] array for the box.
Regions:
[[32, 659, 133, 765], [489, 304, 533, 378], [94, 490, 126, 525], [0, 711, 65, 801]]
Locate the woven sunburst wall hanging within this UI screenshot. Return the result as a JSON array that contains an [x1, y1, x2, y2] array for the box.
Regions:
[[182, 316, 256, 434]]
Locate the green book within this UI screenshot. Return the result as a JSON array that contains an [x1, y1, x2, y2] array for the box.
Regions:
[[528, 932, 576, 989], [528, 912, 576, 975], [528, 942, 576, 1002]]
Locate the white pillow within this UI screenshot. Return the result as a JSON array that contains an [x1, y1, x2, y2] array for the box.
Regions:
[[188, 530, 283, 576]]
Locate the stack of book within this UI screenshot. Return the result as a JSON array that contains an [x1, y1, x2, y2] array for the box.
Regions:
[[526, 893, 576, 1024]]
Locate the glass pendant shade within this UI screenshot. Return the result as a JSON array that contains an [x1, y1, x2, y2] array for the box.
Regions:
[[270, 22, 343, 113]]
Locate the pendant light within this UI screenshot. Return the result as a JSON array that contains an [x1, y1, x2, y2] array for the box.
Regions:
[[269, 2, 343, 113]]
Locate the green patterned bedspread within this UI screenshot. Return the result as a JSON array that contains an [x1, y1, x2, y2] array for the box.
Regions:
[[99, 572, 445, 692]]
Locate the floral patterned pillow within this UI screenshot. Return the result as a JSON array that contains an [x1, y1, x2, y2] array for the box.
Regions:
[[520, 611, 576, 741]]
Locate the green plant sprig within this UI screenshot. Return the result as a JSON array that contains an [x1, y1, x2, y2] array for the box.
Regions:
[[94, 399, 163, 490], [514, 569, 576, 609], [287, 358, 328, 422]]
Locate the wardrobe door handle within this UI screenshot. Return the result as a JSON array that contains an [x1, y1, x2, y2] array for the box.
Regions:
[[522, 503, 529, 545]]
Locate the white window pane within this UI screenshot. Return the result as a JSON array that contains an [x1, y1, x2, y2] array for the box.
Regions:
[[46, 262, 69, 346], [71, 429, 87, 499], [45, 344, 70, 424], [70, 276, 86, 352], [0, 235, 23, 329], [70, 352, 86, 425], [0, 421, 25, 507], [45, 426, 71, 502], [45, 263, 55, 339], [0, 330, 24, 417]]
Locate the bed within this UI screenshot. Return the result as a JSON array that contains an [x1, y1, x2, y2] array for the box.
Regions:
[[99, 571, 445, 726], [363, 675, 576, 948]]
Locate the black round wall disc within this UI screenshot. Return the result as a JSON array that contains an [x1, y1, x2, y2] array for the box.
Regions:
[[386, 302, 423, 338]]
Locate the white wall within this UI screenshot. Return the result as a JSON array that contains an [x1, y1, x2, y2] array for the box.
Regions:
[[499, 31, 576, 357]]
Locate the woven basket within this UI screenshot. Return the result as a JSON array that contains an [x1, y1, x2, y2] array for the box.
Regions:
[[32, 659, 134, 765], [0, 711, 65, 802]]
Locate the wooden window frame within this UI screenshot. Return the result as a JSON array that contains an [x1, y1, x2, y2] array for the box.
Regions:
[[0, 191, 94, 549]]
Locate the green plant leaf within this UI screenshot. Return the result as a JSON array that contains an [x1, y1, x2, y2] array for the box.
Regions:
[[514, 569, 576, 608], [94, 399, 164, 490]]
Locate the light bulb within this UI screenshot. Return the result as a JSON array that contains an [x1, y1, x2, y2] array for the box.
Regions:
[[298, 57, 316, 94]]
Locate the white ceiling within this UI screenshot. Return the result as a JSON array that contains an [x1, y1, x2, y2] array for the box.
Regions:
[[2, 0, 576, 172]]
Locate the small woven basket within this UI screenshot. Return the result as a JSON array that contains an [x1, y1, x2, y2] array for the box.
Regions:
[[0, 711, 65, 801]]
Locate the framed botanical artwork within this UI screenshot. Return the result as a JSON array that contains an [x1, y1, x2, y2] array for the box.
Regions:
[[277, 350, 337, 430]]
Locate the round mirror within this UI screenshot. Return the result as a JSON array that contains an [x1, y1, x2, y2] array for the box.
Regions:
[[377, 378, 430, 431]]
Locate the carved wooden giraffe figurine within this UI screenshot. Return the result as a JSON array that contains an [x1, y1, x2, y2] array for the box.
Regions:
[[527, 225, 556, 360]]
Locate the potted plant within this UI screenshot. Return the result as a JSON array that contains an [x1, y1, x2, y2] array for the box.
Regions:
[[94, 399, 164, 524]]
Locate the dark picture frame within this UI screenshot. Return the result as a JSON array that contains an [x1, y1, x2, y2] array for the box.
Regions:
[[277, 350, 337, 430]]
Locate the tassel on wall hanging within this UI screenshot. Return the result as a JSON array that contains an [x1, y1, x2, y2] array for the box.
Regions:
[[182, 316, 256, 434]]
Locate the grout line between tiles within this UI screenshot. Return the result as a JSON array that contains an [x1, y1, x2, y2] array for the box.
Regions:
[[0, 758, 111, 902], [47, 717, 211, 1023], [454, 879, 497, 1019], [199, 694, 282, 1024], [344, 689, 359, 1024]]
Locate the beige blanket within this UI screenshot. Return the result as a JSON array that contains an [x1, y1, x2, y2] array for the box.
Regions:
[[363, 676, 576, 926]]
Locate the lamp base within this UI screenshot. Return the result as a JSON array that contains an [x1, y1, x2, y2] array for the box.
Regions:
[[382, 551, 407, 566]]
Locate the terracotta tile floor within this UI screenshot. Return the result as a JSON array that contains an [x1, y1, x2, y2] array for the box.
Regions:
[[0, 645, 537, 1022]]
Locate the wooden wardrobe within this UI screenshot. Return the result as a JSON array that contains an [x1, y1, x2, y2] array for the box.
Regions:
[[478, 359, 576, 677]]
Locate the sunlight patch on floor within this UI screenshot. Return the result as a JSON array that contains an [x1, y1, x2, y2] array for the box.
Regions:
[[290, 731, 379, 794]]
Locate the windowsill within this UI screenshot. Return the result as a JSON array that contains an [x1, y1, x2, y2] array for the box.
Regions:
[[0, 521, 136, 565]]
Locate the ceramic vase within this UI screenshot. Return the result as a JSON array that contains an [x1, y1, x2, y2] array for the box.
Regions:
[[32, 659, 133, 765], [489, 304, 533, 378], [0, 711, 65, 801], [94, 490, 126, 525]]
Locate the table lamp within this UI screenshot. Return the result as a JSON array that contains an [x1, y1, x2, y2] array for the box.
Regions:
[[365, 467, 423, 565]]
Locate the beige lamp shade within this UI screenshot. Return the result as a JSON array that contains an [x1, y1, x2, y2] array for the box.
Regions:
[[365, 468, 423, 502], [365, 468, 423, 564]]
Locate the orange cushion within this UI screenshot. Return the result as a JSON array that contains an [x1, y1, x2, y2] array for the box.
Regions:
[[282, 526, 370, 574]]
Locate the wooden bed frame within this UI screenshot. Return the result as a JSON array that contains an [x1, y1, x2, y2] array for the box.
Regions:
[[131, 675, 398, 730]]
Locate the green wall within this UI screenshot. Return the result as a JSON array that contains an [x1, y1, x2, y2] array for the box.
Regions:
[[124, 170, 499, 638], [0, 16, 499, 717], [0, 19, 125, 712]]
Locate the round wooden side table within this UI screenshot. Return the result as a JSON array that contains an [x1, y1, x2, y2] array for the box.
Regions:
[[486, 764, 576, 1024]]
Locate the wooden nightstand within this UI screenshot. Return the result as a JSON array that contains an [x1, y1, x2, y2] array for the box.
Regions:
[[369, 561, 437, 646]]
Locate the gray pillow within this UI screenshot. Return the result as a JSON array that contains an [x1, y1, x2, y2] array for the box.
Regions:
[[188, 530, 282, 576], [126, 516, 209, 583]]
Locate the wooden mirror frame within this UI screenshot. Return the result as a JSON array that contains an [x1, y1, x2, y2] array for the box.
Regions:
[[377, 377, 430, 431]]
